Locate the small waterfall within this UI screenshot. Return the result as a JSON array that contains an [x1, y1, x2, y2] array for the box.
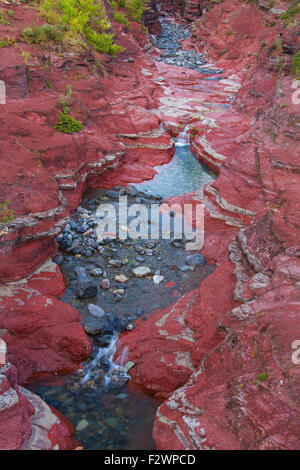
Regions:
[[80, 333, 129, 387], [175, 124, 191, 147]]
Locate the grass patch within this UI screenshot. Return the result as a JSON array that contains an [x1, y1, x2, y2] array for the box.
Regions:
[[0, 200, 14, 225], [257, 373, 268, 382], [22, 24, 65, 46], [0, 11, 12, 26], [113, 11, 129, 27], [292, 50, 300, 79], [281, 2, 300, 25], [0, 36, 15, 47], [22, 0, 125, 55]]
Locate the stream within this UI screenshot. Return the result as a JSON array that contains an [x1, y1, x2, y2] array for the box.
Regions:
[[28, 17, 221, 450]]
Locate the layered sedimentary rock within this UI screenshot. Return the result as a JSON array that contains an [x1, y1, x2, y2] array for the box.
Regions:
[[158, 0, 201, 20], [0, 353, 78, 449], [0, 3, 173, 449], [0, 0, 299, 450], [117, 0, 300, 450]]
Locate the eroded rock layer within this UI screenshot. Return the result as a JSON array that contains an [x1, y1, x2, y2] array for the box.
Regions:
[[117, 0, 300, 450], [0, 0, 299, 450]]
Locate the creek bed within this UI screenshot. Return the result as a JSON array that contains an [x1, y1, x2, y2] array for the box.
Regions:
[[28, 18, 219, 451], [28, 142, 215, 450]]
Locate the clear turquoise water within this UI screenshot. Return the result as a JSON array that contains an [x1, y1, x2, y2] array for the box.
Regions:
[[133, 144, 215, 199]]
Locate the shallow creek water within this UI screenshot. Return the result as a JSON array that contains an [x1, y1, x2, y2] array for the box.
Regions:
[[28, 19, 220, 450]]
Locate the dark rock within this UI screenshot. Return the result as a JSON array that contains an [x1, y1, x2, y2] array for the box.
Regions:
[[75, 267, 98, 298], [105, 190, 120, 199]]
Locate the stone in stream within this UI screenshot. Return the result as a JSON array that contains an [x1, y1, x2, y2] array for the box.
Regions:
[[105, 190, 120, 199], [185, 253, 206, 267], [87, 304, 105, 318], [153, 275, 164, 285], [83, 315, 104, 335], [109, 259, 123, 267], [89, 268, 103, 276], [83, 311, 126, 335], [99, 279, 110, 290], [76, 419, 89, 432], [120, 186, 138, 197], [75, 267, 98, 298], [132, 266, 152, 278], [115, 274, 128, 283]]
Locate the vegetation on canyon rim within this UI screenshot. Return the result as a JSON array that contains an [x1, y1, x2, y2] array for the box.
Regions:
[[21, 0, 148, 54], [0, 200, 14, 225]]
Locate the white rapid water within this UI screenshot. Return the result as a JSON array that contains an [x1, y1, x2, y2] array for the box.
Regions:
[[175, 124, 191, 147], [80, 333, 129, 387]]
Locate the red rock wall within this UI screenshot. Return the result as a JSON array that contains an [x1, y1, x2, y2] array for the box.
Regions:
[[0, 0, 299, 451], [118, 0, 300, 450], [0, 3, 173, 449]]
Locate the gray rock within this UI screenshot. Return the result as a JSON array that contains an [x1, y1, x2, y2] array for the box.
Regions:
[[179, 265, 195, 272], [87, 304, 105, 318], [75, 267, 98, 299], [185, 254, 206, 267], [89, 268, 103, 276], [83, 315, 104, 335], [108, 259, 123, 267], [132, 266, 152, 277]]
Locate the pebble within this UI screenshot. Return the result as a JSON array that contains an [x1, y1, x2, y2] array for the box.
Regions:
[[99, 279, 110, 290], [76, 419, 89, 432], [153, 274, 164, 285], [87, 304, 105, 318], [109, 259, 123, 267], [132, 266, 152, 277], [179, 265, 195, 272], [115, 274, 128, 283], [185, 253, 206, 266], [89, 268, 103, 276], [113, 289, 125, 295]]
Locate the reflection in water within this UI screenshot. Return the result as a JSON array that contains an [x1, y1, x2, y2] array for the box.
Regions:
[[133, 144, 215, 199]]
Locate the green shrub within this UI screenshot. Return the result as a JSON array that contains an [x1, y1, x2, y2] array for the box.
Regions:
[[292, 50, 300, 79], [257, 373, 268, 382], [84, 27, 124, 55], [113, 11, 129, 27], [0, 36, 15, 48], [0, 10, 13, 26], [125, 0, 147, 22], [0, 200, 14, 225], [281, 3, 300, 25], [22, 24, 65, 45], [23, 0, 124, 55], [54, 112, 83, 133]]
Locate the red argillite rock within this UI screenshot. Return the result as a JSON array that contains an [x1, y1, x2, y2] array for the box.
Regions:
[[0, 261, 92, 384], [0, 361, 78, 450], [0, 5, 173, 283], [0, 4, 173, 450], [116, 0, 300, 450]]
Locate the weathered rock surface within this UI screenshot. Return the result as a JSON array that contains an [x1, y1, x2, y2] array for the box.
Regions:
[[0, 361, 78, 450], [117, 0, 300, 450], [1, 0, 300, 451]]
